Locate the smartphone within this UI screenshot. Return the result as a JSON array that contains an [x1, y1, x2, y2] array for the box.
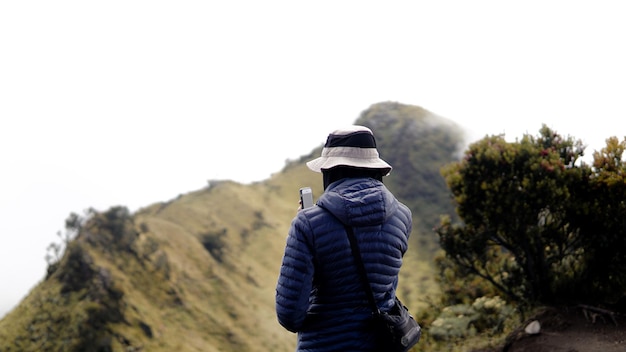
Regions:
[[299, 187, 314, 209]]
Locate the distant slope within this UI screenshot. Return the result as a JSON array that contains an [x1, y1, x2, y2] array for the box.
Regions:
[[0, 101, 466, 352]]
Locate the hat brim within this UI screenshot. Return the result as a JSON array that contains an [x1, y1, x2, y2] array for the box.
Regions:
[[306, 154, 392, 175]]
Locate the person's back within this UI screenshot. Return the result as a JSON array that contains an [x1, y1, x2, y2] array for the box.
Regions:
[[275, 126, 413, 352]]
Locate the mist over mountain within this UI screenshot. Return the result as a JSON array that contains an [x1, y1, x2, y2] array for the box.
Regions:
[[0, 101, 466, 352]]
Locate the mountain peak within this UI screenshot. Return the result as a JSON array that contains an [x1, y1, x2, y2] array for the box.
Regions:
[[0, 102, 466, 351]]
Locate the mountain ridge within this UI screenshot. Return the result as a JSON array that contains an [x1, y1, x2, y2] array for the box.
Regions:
[[0, 101, 466, 351]]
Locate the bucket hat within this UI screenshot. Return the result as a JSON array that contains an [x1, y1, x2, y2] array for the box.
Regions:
[[306, 125, 392, 175]]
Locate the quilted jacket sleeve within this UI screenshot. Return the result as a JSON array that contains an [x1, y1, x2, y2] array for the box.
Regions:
[[275, 212, 315, 332]]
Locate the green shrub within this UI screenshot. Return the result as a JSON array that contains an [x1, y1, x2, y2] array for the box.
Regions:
[[429, 296, 514, 341], [200, 228, 228, 262]]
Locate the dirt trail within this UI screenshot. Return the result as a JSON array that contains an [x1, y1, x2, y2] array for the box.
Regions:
[[503, 306, 625, 352]]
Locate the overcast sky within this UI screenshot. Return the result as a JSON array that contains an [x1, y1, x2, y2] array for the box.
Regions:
[[1, 1, 625, 318]]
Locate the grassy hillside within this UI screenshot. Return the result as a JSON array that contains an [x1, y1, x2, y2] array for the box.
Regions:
[[0, 101, 466, 352]]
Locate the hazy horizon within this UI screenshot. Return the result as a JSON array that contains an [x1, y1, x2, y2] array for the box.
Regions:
[[2, 0, 626, 318]]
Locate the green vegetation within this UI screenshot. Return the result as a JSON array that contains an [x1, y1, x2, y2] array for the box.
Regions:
[[437, 126, 626, 307], [429, 296, 514, 340], [199, 228, 228, 262], [423, 127, 626, 351]]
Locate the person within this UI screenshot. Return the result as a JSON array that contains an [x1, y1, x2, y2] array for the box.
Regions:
[[275, 125, 413, 351]]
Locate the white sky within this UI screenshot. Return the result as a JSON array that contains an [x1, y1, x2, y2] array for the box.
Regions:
[[1, 1, 625, 318]]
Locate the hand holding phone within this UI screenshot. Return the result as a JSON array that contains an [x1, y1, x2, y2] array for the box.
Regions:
[[299, 187, 314, 209]]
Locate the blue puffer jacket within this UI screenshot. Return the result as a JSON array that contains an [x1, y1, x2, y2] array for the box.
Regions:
[[275, 177, 412, 352]]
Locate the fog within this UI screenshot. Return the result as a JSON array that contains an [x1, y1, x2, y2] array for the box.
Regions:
[[2, 0, 625, 318]]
